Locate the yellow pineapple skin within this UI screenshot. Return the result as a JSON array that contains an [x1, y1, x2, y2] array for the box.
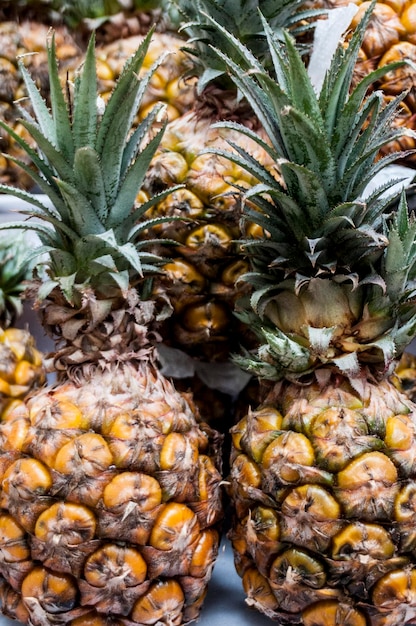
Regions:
[[92, 33, 196, 123], [307, 0, 416, 164], [392, 351, 416, 402], [0, 20, 81, 189], [0, 327, 46, 419], [228, 374, 416, 625], [0, 362, 223, 625], [0, 27, 194, 190], [142, 115, 275, 365]]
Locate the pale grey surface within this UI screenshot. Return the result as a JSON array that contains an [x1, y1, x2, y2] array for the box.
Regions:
[[0, 537, 271, 626], [200, 536, 272, 626]]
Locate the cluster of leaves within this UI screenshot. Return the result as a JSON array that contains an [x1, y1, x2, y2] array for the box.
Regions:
[[0, 233, 32, 327], [198, 4, 416, 378], [0, 30, 180, 306], [174, 0, 323, 92]]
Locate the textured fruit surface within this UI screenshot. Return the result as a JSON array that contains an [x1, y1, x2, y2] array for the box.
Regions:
[[308, 0, 416, 164], [0, 363, 223, 625], [0, 20, 81, 189], [0, 327, 45, 418], [229, 377, 416, 625]]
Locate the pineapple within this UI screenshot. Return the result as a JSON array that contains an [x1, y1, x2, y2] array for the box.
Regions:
[[0, 232, 45, 420], [0, 28, 223, 626], [392, 351, 416, 401], [92, 33, 195, 125], [27, 0, 194, 120], [0, 20, 81, 189], [0, 0, 195, 191], [204, 7, 416, 625], [0, 0, 172, 38], [305, 0, 416, 165], [140, 0, 320, 425]]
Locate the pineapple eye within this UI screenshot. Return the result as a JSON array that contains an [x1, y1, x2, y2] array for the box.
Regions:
[[53, 433, 113, 476], [185, 224, 232, 250], [159, 432, 199, 471], [280, 485, 342, 552], [189, 529, 219, 578], [21, 566, 78, 614], [34, 502, 96, 546], [336, 452, 399, 520], [270, 548, 327, 589], [249, 506, 280, 544], [385, 414, 415, 450], [230, 453, 262, 489], [163, 259, 206, 293], [2, 457, 52, 498], [302, 600, 367, 626], [181, 301, 229, 334], [0, 513, 30, 563], [0, 412, 29, 453], [221, 259, 250, 286], [131, 579, 185, 624], [148, 152, 188, 186], [28, 398, 87, 430], [262, 431, 315, 481], [84, 544, 147, 588], [331, 522, 395, 560], [242, 568, 279, 614], [372, 569, 416, 608], [157, 189, 204, 218], [149, 502, 199, 551], [102, 472, 162, 511], [395, 482, 416, 522]]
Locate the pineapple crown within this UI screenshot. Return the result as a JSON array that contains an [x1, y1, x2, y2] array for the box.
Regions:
[[0, 29, 179, 311], [173, 0, 322, 94], [48, 0, 165, 29], [204, 5, 416, 382], [0, 233, 33, 328]]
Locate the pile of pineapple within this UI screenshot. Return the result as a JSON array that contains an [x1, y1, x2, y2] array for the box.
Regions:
[[2, 1, 416, 626], [0, 233, 45, 421]]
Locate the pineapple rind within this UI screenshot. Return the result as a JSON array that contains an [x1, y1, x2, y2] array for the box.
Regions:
[[0, 26, 224, 625], [229, 376, 416, 626], [138, 0, 322, 369], [0, 363, 223, 625], [0, 234, 46, 416], [210, 4, 416, 625]]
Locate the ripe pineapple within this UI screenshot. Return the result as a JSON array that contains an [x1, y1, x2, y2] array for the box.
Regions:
[[0, 29, 223, 626], [0, 20, 81, 189], [0, 0, 195, 191], [306, 0, 416, 164], [27, 0, 194, 121], [0, 233, 45, 420], [140, 0, 320, 424], [392, 351, 416, 401], [205, 8, 416, 625]]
